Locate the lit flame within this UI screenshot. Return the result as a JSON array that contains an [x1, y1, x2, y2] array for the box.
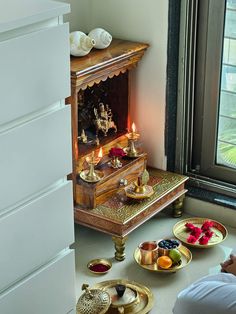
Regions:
[[98, 147, 103, 158], [131, 122, 136, 133]]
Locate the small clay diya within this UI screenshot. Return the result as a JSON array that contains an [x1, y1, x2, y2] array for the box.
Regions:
[[87, 258, 112, 275]]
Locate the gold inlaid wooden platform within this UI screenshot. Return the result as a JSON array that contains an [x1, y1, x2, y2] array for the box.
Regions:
[[74, 169, 188, 261], [88, 169, 186, 223]]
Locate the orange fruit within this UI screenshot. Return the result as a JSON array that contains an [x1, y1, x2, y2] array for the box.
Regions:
[[157, 256, 173, 269]]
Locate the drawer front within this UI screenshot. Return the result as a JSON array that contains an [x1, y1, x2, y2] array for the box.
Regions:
[[0, 23, 70, 125], [96, 155, 146, 201], [0, 250, 76, 314], [0, 106, 72, 211], [0, 181, 74, 292]]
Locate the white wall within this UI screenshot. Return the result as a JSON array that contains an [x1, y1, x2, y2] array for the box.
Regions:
[[62, 0, 91, 32], [62, 0, 168, 170]]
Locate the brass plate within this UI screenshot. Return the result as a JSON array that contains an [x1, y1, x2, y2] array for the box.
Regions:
[[80, 170, 104, 183], [134, 245, 192, 273], [173, 217, 228, 248], [125, 185, 154, 200], [93, 279, 154, 314]]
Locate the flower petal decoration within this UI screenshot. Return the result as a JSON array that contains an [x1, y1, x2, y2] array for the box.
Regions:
[[190, 227, 202, 239], [201, 220, 214, 232], [205, 230, 214, 239], [109, 147, 127, 158], [185, 222, 195, 231], [199, 235, 210, 245], [187, 235, 198, 244], [184, 220, 216, 245]]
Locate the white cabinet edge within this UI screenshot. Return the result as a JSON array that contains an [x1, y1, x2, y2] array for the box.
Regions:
[[0, 0, 70, 33], [0, 249, 76, 314], [0, 249, 74, 297]]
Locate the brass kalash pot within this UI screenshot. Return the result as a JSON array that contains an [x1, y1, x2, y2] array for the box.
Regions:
[[76, 284, 111, 314]]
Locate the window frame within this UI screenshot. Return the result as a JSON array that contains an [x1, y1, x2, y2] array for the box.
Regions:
[[175, 0, 236, 198]]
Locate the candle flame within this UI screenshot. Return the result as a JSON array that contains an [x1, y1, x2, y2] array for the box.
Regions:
[[98, 147, 103, 158], [131, 122, 136, 133]]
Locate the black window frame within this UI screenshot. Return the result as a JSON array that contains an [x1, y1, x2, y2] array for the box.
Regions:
[[166, 0, 236, 207]]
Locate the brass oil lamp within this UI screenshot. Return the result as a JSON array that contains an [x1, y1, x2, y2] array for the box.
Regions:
[[80, 148, 104, 182], [125, 122, 140, 157]]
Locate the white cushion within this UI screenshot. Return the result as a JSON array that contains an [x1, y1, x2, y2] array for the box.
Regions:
[[173, 273, 236, 314]]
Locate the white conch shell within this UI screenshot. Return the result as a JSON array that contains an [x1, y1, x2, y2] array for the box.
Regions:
[[70, 31, 95, 57], [88, 28, 112, 49]]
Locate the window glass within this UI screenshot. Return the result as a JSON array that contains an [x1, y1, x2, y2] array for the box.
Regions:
[[217, 0, 236, 169]]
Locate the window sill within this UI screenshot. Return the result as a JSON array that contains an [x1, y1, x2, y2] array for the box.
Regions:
[[186, 184, 236, 211]]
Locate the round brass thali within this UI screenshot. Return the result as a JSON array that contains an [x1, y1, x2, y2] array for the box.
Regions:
[[173, 217, 228, 248], [93, 279, 154, 314], [134, 245, 192, 273]]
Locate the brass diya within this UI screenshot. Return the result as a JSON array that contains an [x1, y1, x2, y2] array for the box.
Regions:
[[76, 284, 111, 314], [125, 123, 141, 158], [80, 150, 104, 183], [79, 129, 88, 143]]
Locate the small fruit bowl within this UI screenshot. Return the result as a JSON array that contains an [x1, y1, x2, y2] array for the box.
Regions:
[[134, 245, 192, 273], [157, 238, 181, 257]]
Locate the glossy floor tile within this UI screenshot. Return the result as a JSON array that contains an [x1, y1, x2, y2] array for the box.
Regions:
[[73, 208, 236, 313]]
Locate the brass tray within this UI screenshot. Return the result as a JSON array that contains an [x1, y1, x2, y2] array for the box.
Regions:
[[134, 245, 192, 273], [93, 279, 154, 314], [173, 217, 228, 248]]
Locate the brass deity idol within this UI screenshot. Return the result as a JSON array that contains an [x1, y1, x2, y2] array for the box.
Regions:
[[94, 102, 117, 137]]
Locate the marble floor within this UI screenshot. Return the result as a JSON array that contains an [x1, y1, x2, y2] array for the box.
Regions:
[[72, 208, 236, 313]]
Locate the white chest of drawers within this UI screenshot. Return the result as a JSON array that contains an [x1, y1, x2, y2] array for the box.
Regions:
[[0, 1, 75, 313]]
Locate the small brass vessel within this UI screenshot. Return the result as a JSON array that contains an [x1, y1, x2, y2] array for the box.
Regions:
[[87, 258, 112, 275], [80, 129, 88, 143], [76, 284, 111, 314], [125, 169, 154, 199], [107, 284, 139, 313]]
